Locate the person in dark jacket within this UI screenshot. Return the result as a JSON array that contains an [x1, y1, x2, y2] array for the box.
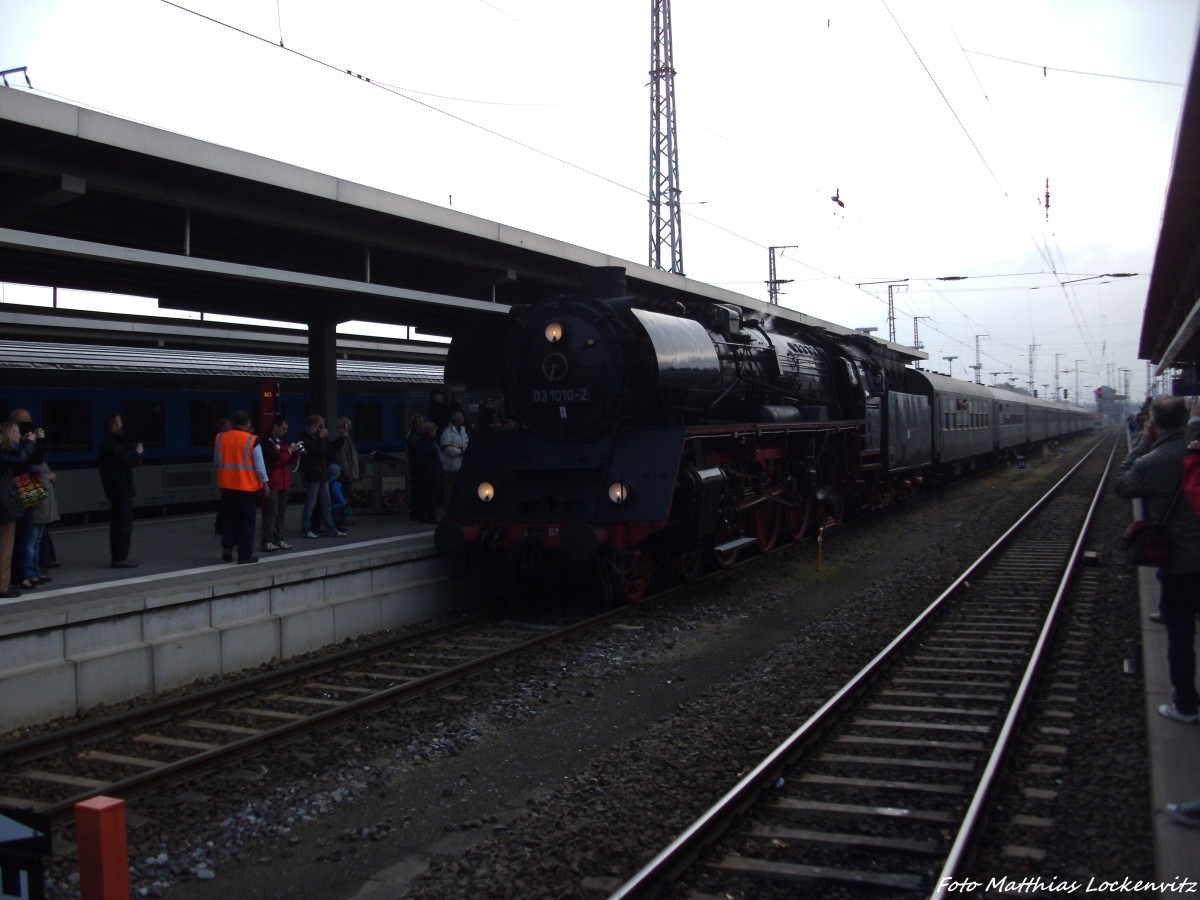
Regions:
[[1, 421, 38, 598], [329, 417, 359, 527], [408, 421, 444, 524], [98, 413, 143, 568], [1116, 396, 1200, 724], [297, 414, 344, 539]]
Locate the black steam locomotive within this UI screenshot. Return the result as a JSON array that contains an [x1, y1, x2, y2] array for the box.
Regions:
[[435, 268, 1093, 602]]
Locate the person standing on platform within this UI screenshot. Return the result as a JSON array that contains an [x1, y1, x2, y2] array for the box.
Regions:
[[260, 417, 299, 552], [8, 409, 41, 590], [1116, 395, 1200, 724], [439, 410, 469, 514], [1, 421, 38, 598], [214, 410, 268, 564], [16, 416, 55, 589], [327, 463, 348, 523], [11, 407, 58, 576], [405, 413, 425, 518], [298, 415, 344, 540], [409, 421, 443, 525], [331, 417, 359, 528], [98, 412, 142, 568]]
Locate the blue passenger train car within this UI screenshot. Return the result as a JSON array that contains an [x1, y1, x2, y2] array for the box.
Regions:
[[0, 341, 444, 519]]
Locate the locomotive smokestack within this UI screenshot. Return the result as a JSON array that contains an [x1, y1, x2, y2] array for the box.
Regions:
[[584, 266, 627, 299]]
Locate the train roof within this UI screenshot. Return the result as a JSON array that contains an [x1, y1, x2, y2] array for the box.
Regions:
[[909, 369, 1094, 414], [908, 370, 994, 399], [0, 340, 443, 383]]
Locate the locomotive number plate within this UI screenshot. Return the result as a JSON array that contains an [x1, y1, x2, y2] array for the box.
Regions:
[[531, 388, 589, 403]]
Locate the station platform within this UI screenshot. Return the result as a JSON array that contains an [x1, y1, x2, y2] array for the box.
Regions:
[[2, 504, 433, 595], [1138, 563, 1200, 887], [0, 505, 458, 734]]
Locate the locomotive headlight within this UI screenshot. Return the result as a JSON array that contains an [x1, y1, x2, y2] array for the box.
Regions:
[[477, 482, 496, 502], [544, 322, 564, 343], [607, 481, 631, 504]]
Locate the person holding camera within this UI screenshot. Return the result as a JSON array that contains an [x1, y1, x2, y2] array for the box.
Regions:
[[260, 417, 300, 552], [297, 414, 345, 539]]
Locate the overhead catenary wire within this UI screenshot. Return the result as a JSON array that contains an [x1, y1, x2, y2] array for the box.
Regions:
[[13, 1, 1158, 392], [960, 48, 1185, 87], [881, 0, 1159, 389]]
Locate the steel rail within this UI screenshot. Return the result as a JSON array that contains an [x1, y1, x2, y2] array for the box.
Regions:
[[929, 435, 1120, 898], [608, 433, 1115, 900], [32, 602, 636, 821], [0, 612, 496, 763]]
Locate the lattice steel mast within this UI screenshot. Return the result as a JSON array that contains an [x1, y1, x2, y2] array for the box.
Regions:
[[648, 0, 684, 274]]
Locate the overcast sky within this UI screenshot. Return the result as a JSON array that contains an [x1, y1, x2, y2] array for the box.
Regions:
[[2, 0, 1198, 399]]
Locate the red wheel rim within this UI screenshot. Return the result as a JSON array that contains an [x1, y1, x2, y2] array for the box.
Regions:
[[613, 550, 651, 603], [754, 500, 781, 552], [712, 518, 744, 568], [785, 494, 813, 541], [676, 549, 703, 582]]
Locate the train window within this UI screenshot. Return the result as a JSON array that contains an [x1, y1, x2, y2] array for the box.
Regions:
[[190, 400, 231, 447], [353, 401, 383, 441], [42, 398, 93, 452], [121, 399, 167, 450]]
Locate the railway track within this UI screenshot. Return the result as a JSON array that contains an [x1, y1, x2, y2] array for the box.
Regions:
[[610, 434, 1118, 900], [0, 486, 837, 826], [0, 442, 1099, 837], [0, 608, 634, 822]]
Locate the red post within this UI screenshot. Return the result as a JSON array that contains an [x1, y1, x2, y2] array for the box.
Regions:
[[76, 796, 129, 900]]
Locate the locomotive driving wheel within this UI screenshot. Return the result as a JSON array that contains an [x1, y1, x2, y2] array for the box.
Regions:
[[711, 515, 746, 568], [753, 498, 781, 552], [674, 547, 704, 582], [610, 549, 652, 604], [784, 492, 814, 542]]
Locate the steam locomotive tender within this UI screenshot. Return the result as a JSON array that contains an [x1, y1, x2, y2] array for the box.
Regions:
[[434, 268, 1092, 602]]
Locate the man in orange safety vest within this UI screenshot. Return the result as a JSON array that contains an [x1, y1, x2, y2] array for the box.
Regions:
[[214, 410, 269, 564]]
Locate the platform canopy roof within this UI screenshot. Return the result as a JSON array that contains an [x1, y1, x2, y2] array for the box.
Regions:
[[0, 89, 920, 365], [1141, 22, 1200, 375]]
